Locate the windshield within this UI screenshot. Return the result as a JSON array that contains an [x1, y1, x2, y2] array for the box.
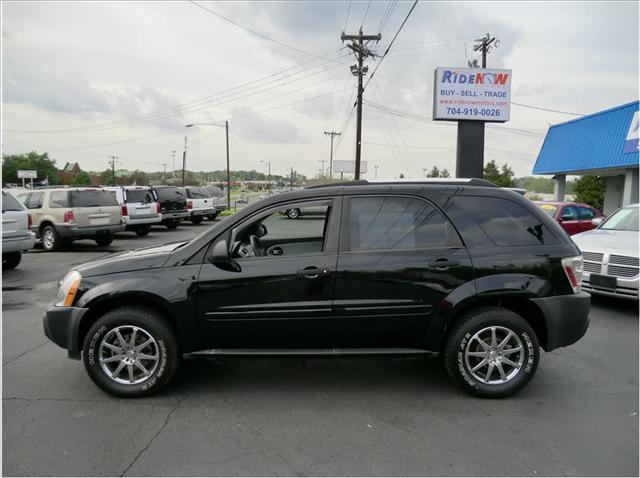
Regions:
[[537, 204, 558, 218], [600, 206, 639, 231], [70, 190, 119, 207]]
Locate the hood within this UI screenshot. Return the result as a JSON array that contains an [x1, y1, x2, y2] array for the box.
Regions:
[[75, 242, 188, 277], [572, 229, 639, 257]]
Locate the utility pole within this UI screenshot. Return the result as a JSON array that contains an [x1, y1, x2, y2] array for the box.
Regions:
[[162, 163, 167, 183], [324, 131, 341, 178], [456, 33, 499, 179], [318, 158, 326, 177], [374, 165, 378, 179], [171, 150, 176, 178], [225, 121, 231, 211], [290, 168, 294, 191], [182, 137, 187, 186], [108, 155, 119, 186], [341, 28, 381, 180]]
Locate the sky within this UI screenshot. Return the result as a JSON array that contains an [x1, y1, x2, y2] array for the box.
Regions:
[[1, 1, 638, 180]]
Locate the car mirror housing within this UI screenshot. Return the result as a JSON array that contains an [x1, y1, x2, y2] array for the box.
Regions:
[[591, 217, 604, 227], [209, 239, 229, 263]]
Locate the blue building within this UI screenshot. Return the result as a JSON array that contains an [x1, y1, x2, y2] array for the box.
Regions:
[[533, 101, 639, 214]]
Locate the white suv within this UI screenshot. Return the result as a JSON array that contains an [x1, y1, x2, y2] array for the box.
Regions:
[[185, 187, 215, 224], [2, 190, 36, 269], [104, 186, 161, 236]]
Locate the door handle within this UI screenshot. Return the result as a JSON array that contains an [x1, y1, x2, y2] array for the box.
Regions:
[[428, 258, 460, 270], [297, 267, 330, 279]]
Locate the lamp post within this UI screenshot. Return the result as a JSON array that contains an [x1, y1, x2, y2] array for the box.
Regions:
[[185, 121, 231, 212]]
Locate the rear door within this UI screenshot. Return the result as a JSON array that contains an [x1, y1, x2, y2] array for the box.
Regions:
[[559, 205, 580, 235], [333, 195, 473, 348], [69, 189, 121, 227], [576, 206, 597, 233], [124, 188, 157, 219]]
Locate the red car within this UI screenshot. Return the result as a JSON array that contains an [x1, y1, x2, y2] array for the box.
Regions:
[[534, 201, 605, 235]]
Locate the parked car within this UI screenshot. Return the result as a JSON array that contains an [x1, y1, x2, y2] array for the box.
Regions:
[[103, 186, 161, 236], [185, 187, 215, 224], [534, 201, 605, 235], [282, 204, 327, 219], [2, 190, 36, 269], [204, 185, 227, 220], [572, 203, 639, 300], [43, 179, 590, 398], [151, 186, 189, 229], [17, 188, 124, 251]]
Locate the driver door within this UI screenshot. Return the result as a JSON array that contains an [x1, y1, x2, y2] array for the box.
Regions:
[[196, 198, 340, 349]]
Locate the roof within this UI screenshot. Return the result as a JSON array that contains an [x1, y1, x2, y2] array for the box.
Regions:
[[532, 101, 639, 175], [307, 178, 497, 189]]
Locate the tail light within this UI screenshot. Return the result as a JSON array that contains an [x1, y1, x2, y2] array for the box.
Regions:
[[187, 200, 193, 210], [28, 214, 32, 229], [561, 255, 583, 293], [121, 204, 128, 217], [63, 210, 75, 224], [155, 202, 161, 214]]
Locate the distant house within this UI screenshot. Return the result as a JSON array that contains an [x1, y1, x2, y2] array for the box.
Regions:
[[57, 162, 100, 186]]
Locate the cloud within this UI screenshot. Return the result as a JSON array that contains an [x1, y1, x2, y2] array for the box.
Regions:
[[231, 106, 300, 143]]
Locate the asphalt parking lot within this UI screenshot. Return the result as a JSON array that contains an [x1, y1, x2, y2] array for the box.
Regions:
[[2, 221, 639, 477]]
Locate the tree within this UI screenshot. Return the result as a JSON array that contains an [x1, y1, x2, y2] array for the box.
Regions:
[[573, 176, 606, 210], [2, 151, 58, 186], [483, 160, 515, 187], [426, 166, 450, 178], [72, 170, 92, 185]]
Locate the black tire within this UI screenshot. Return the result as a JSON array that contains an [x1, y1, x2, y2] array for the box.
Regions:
[[41, 225, 62, 252], [2, 251, 22, 270], [82, 306, 179, 398], [286, 208, 300, 219], [135, 225, 151, 237], [165, 220, 180, 230], [207, 213, 218, 221], [95, 236, 114, 247], [190, 216, 203, 225], [443, 307, 539, 398]]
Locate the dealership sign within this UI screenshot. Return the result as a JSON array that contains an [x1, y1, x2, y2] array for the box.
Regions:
[[623, 110, 639, 154], [433, 67, 512, 122], [17, 170, 37, 179]]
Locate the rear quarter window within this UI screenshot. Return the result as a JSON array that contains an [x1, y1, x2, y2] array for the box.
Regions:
[[70, 190, 119, 207], [2, 192, 25, 212], [456, 196, 558, 246], [49, 191, 69, 208]]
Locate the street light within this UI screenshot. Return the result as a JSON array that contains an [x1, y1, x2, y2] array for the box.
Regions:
[[185, 122, 231, 212]]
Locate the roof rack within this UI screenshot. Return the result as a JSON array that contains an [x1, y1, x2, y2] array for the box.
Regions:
[[306, 178, 497, 189]]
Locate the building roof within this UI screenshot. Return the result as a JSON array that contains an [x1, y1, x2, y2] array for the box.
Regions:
[[532, 101, 639, 175]]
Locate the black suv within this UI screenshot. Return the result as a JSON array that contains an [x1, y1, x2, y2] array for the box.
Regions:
[[43, 180, 590, 398], [152, 186, 189, 229]]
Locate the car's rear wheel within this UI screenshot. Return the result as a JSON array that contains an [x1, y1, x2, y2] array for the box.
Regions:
[[165, 220, 180, 229], [190, 216, 203, 225], [2, 251, 22, 270], [83, 307, 179, 397], [286, 208, 300, 219], [443, 307, 539, 398], [41, 225, 62, 251], [207, 213, 218, 221], [135, 225, 151, 237], [95, 236, 114, 247]]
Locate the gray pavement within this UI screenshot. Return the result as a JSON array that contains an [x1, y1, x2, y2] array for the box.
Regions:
[[2, 221, 639, 476]]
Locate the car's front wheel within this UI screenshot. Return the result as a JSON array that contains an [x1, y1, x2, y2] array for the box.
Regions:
[[83, 306, 180, 397], [443, 307, 539, 398], [2, 251, 22, 270], [286, 208, 300, 219], [95, 236, 114, 247], [190, 216, 203, 225], [165, 219, 180, 229], [134, 225, 151, 237]]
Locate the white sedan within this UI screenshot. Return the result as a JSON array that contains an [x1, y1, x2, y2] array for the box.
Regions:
[[572, 203, 639, 300]]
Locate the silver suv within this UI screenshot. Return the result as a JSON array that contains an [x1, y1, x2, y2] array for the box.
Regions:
[[2, 190, 36, 269], [18, 188, 124, 251]]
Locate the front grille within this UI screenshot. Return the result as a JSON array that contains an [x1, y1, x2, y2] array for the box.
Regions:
[[582, 251, 604, 262], [583, 262, 602, 274], [607, 264, 640, 278], [609, 255, 640, 267]]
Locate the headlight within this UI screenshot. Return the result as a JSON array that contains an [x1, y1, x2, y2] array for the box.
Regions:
[[55, 270, 82, 307]]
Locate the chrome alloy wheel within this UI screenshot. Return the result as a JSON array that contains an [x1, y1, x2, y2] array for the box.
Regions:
[[464, 326, 525, 385], [99, 325, 160, 385], [43, 229, 55, 250]]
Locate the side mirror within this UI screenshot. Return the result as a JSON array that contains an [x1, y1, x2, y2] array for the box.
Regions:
[[591, 217, 604, 227], [258, 224, 268, 237], [209, 239, 229, 263]]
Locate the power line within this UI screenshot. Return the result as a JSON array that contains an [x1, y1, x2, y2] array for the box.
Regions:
[[363, 0, 419, 91], [361, 0, 372, 28], [511, 102, 584, 116], [343, 0, 352, 32]]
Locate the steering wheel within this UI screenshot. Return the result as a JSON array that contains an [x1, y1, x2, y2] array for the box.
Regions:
[[249, 235, 267, 257]]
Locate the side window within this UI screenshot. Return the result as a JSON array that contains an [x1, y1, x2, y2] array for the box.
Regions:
[[49, 191, 68, 208], [560, 206, 578, 220], [347, 196, 457, 252], [231, 201, 332, 258], [456, 196, 557, 246], [577, 207, 595, 220], [27, 192, 44, 209], [17, 193, 30, 207]]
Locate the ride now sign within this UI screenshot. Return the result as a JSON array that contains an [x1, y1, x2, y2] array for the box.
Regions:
[[433, 67, 512, 122]]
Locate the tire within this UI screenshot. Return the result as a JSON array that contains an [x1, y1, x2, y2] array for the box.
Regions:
[[207, 213, 218, 221], [190, 216, 203, 225], [95, 236, 114, 247], [135, 225, 151, 237], [165, 220, 180, 230], [286, 208, 300, 219], [82, 306, 180, 398], [41, 225, 62, 252], [2, 251, 22, 270], [443, 307, 539, 398]]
